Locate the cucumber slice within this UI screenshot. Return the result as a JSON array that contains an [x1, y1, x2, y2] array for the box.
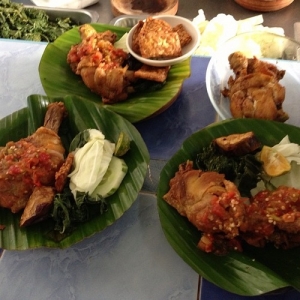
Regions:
[[91, 156, 128, 198]]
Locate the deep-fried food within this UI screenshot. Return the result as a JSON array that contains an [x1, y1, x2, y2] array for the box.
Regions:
[[164, 162, 300, 254], [131, 20, 144, 54], [222, 51, 288, 122], [163, 161, 246, 238], [132, 17, 193, 60], [240, 186, 300, 249], [172, 24, 193, 47], [138, 17, 182, 59], [214, 131, 261, 156], [67, 24, 173, 103], [20, 186, 55, 227], [0, 102, 67, 215], [134, 65, 170, 82], [67, 25, 131, 103]]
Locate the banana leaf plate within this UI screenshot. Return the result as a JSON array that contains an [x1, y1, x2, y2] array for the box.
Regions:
[[157, 118, 300, 296], [38, 23, 191, 123], [0, 94, 150, 249]]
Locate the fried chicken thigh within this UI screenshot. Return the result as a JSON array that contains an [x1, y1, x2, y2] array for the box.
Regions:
[[67, 24, 132, 104], [0, 102, 67, 214], [164, 161, 300, 254], [222, 51, 289, 122], [163, 161, 246, 243], [240, 186, 300, 249]]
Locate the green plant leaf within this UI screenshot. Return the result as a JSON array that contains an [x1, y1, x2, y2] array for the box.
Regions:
[[0, 95, 149, 249], [38, 23, 191, 123], [157, 118, 300, 296]]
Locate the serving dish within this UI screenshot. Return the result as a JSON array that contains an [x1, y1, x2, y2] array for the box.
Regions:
[[0, 95, 149, 250], [110, 0, 178, 17], [206, 31, 300, 126], [157, 118, 300, 296], [126, 15, 200, 67], [234, 0, 294, 12], [39, 23, 191, 123], [109, 14, 146, 28], [25, 5, 99, 24]]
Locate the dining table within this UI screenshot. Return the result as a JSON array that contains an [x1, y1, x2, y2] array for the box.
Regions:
[[1, 0, 300, 299]]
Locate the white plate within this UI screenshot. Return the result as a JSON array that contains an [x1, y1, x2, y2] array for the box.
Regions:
[[206, 31, 300, 126]]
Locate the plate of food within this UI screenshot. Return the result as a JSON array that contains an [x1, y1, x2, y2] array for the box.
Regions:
[[157, 118, 300, 296], [38, 23, 191, 123], [0, 94, 149, 249], [206, 31, 300, 126]]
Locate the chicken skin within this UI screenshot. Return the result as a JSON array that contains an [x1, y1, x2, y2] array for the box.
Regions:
[[164, 161, 300, 254], [0, 102, 67, 214], [222, 51, 289, 122], [240, 186, 300, 249], [67, 24, 132, 104], [163, 160, 246, 252]]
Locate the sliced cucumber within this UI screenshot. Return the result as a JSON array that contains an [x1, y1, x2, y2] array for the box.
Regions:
[[91, 156, 128, 199]]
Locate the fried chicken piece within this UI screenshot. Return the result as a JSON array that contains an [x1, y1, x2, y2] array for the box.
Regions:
[[67, 26, 132, 103], [94, 64, 131, 104], [79, 24, 117, 44], [55, 152, 74, 193], [240, 186, 300, 249], [222, 51, 289, 122], [0, 102, 66, 213], [20, 186, 55, 227], [163, 161, 246, 239], [247, 56, 285, 80]]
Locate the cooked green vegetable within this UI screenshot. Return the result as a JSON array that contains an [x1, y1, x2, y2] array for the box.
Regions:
[[196, 143, 262, 197], [51, 188, 107, 236], [50, 128, 129, 237], [0, 0, 78, 42]]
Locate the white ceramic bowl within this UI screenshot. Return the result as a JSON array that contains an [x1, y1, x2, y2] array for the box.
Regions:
[[126, 15, 200, 67], [205, 31, 300, 126]]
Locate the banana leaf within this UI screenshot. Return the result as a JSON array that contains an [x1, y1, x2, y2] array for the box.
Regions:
[[38, 23, 191, 123], [0, 95, 149, 249], [157, 118, 300, 296]]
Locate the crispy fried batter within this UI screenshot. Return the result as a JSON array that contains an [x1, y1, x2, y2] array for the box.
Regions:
[[172, 24, 192, 47], [55, 152, 74, 193], [132, 20, 144, 55], [134, 64, 170, 82], [138, 17, 182, 59], [214, 132, 261, 156], [222, 51, 288, 122], [163, 161, 246, 238]]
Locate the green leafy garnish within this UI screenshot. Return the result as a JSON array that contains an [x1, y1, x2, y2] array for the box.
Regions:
[[196, 143, 262, 197], [52, 187, 107, 236], [0, 0, 78, 42]]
